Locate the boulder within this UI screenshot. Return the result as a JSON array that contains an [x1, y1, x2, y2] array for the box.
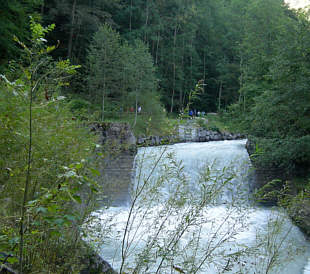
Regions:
[[289, 199, 310, 237], [80, 250, 117, 274]]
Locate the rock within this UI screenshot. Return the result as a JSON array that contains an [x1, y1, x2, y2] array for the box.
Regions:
[[80, 251, 117, 274], [246, 139, 256, 156], [95, 122, 136, 147], [137, 137, 145, 145], [213, 134, 222, 141], [290, 199, 310, 237]]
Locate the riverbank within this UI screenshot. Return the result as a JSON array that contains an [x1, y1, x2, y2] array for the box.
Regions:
[[246, 137, 310, 237]]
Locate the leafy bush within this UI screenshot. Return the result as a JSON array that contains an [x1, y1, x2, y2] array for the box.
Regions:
[[249, 136, 310, 174], [68, 98, 91, 113], [0, 19, 100, 273]]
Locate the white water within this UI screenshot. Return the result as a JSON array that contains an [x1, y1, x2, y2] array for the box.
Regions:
[[86, 140, 310, 273]]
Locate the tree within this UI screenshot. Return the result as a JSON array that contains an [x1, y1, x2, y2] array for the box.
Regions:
[[42, 0, 121, 63], [122, 39, 158, 127], [0, 18, 98, 273], [0, 0, 42, 70], [87, 24, 123, 121]]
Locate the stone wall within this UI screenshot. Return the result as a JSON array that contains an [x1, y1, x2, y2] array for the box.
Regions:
[[92, 122, 245, 205], [91, 122, 136, 206], [137, 125, 244, 146]]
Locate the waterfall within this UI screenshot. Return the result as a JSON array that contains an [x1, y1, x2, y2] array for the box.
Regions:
[[86, 140, 310, 273]]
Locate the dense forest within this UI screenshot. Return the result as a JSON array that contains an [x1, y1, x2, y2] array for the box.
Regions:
[[0, 0, 310, 273], [2, 0, 309, 175]]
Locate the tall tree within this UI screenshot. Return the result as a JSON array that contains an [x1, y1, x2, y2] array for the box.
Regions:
[[0, 0, 42, 69], [87, 24, 123, 120], [123, 39, 157, 126]]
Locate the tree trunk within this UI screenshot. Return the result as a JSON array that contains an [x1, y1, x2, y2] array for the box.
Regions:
[[203, 51, 206, 93], [181, 37, 186, 108], [155, 31, 160, 65], [239, 54, 243, 104], [133, 93, 138, 128], [40, 1, 45, 16], [73, 23, 81, 59], [170, 25, 177, 113], [190, 38, 193, 86], [102, 91, 105, 122], [19, 79, 34, 273], [218, 80, 222, 111], [179, 37, 185, 111], [144, 0, 149, 42], [67, 0, 77, 59], [129, 0, 133, 32]]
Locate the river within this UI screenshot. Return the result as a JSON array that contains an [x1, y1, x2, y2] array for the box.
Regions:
[[86, 140, 310, 273]]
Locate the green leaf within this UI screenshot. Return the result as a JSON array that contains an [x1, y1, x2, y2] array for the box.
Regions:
[[54, 218, 64, 225], [36, 207, 47, 214], [47, 204, 58, 213], [90, 168, 100, 176], [75, 162, 83, 170], [50, 230, 61, 237], [7, 256, 19, 264], [67, 189, 80, 203], [72, 195, 82, 204], [64, 215, 76, 222]]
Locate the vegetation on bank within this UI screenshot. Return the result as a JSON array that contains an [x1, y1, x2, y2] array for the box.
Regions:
[[0, 20, 101, 273]]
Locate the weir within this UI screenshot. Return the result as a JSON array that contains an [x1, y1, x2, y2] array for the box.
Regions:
[[86, 140, 310, 273]]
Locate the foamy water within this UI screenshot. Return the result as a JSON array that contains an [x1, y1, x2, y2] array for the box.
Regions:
[[85, 140, 310, 273]]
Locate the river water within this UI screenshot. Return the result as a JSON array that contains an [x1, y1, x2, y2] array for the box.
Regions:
[[86, 140, 310, 273]]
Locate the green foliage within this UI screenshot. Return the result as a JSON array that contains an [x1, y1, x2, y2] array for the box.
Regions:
[[0, 19, 99, 273], [68, 98, 91, 117], [184, 80, 205, 114], [249, 136, 310, 173], [87, 24, 167, 133], [0, 0, 42, 69], [225, 4, 310, 177], [87, 24, 123, 121]]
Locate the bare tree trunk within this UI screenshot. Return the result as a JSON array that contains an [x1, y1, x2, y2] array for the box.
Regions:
[[41, 0, 45, 16], [19, 79, 34, 273], [102, 70, 106, 121], [101, 45, 108, 121], [102, 90, 105, 122], [170, 25, 177, 113], [203, 51, 206, 93], [179, 37, 185, 111], [190, 38, 193, 86], [68, 0, 77, 59], [155, 31, 160, 65], [243, 94, 246, 112], [218, 80, 222, 111], [129, 0, 133, 32], [239, 54, 243, 104], [144, 0, 149, 42], [73, 23, 81, 59], [133, 93, 138, 128], [182, 37, 186, 108]]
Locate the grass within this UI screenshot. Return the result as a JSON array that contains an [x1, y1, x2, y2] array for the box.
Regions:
[[169, 113, 233, 133]]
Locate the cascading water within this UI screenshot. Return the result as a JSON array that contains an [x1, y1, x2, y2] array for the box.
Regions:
[[86, 140, 310, 273]]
